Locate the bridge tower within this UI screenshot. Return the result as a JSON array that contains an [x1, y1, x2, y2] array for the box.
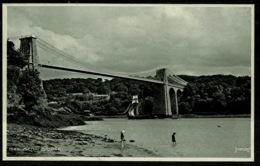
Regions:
[[153, 68, 187, 117], [19, 34, 45, 94], [19, 34, 39, 70]]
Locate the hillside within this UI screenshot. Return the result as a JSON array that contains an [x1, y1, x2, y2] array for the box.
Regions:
[[43, 74, 251, 115]]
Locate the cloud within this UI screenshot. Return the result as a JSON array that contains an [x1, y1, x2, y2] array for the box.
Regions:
[[7, 5, 252, 78]]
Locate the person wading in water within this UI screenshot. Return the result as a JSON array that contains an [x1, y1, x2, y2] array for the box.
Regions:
[[121, 130, 125, 147], [172, 132, 176, 145]]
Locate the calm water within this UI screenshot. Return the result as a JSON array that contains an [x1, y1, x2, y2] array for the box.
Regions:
[[62, 118, 251, 158]]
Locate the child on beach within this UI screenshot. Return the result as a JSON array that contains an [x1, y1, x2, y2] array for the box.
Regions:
[[172, 132, 176, 145]]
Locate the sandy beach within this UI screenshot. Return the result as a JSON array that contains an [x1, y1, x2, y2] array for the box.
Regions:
[[7, 123, 158, 157]]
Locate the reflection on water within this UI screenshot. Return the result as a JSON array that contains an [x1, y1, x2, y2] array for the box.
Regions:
[[62, 118, 251, 158]]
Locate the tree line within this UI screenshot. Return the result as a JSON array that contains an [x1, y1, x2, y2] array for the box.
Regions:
[[43, 78, 156, 115], [43, 74, 251, 115], [179, 75, 251, 115]]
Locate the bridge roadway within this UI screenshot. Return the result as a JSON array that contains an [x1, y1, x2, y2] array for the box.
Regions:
[[38, 64, 185, 88]]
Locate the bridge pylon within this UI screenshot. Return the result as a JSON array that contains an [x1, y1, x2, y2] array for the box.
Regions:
[[19, 34, 46, 95], [19, 34, 39, 70], [153, 68, 187, 117]]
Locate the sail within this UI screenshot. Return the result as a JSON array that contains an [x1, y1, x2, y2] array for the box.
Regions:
[[132, 95, 139, 104], [127, 95, 140, 118], [128, 107, 135, 117], [135, 104, 139, 116]]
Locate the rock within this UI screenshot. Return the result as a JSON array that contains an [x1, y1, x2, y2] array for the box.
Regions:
[[86, 117, 104, 121], [19, 138, 26, 143], [85, 138, 91, 141], [107, 139, 115, 143], [78, 141, 88, 145], [48, 144, 55, 148], [51, 134, 64, 139], [113, 153, 123, 157], [35, 137, 44, 141], [34, 141, 44, 147], [80, 135, 86, 138], [49, 140, 59, 143], [130, 140, 135, 143], [21, 135, 28, 139], [36, 132, 42, 137], [75, 138, 84, 141], [55, 154, 67, 156]]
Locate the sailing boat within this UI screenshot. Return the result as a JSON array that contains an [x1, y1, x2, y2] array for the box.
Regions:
[[127, 95, 139, 118]]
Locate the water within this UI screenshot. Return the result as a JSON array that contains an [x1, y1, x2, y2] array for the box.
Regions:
[[62, 118, 251, 158]]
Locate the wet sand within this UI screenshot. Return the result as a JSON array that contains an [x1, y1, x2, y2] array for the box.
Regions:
[[7, 123, 158, 157]]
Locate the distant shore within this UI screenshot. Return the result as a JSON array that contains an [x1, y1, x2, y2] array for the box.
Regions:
[[95, 114, 251, 119], [176, 114, 251, 118], [7, 123, 158, 157]]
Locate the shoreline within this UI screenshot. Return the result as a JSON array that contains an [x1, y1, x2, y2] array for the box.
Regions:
[[7, 123, 159, 157], [96, 114, 251, 119], [176, 114, 250, 118]]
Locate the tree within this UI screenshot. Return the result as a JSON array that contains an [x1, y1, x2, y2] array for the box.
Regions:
[[18, 68, 46, 111], [179, 75, 250, 115], [113, 83, 128, 93], [7, 41, 26, 108], [83, 88, 91, 94], [128, 84, 140, 96], [7, 40, 28, 68], [96, 85, 111, 94], [56, 87, 67, 97]]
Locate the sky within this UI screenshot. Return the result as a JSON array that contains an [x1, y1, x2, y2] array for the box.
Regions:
[[6, 5, 253, 80]]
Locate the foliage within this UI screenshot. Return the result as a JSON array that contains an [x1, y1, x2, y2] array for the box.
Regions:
[[7, 40, 47, 113], [7, 41, 28, 68], [7, 108, 87, 128], [43, 77, 156, 115], [7, 66, 22, 106], [7, 40, 98, 127], [179, 75, 250, 115], [43, 74, 251, 115], [18, 68, 46, 111], [7, 41, 26, 108]]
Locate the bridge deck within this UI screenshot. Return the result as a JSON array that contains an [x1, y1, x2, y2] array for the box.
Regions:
[[38, 64, 165, 84]]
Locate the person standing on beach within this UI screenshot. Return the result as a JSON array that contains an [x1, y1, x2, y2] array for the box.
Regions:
[[121, 130, 125, 147], [172, 132, 176, 145]]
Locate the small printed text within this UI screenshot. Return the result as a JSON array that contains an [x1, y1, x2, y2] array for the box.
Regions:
[[234, 147, 250, 153], [8, 147, 61, 152]]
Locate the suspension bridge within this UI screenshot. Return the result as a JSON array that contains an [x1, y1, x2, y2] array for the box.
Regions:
[[11, 34, 188, 117]]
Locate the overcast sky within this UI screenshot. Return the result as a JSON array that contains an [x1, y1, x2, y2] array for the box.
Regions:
[[7, 5, 253, 80]]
